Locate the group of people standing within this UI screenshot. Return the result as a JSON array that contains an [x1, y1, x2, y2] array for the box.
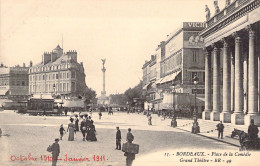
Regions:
[[80, 114, 97, 141], [59, 114, 97, 142]]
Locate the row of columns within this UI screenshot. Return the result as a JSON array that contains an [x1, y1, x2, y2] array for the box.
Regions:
[[203, 24, 260, 126]]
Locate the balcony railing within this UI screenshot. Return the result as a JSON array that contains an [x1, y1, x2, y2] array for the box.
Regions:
[[207, 0, 252, 27]]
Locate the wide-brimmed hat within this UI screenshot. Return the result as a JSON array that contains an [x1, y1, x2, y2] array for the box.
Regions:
[[55, 138, 59, 141]]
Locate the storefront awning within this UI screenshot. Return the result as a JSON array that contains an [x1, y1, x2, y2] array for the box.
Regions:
[[161, 70, 181, 84], [143, 82, 152, 90], [155, 78, 164, 84], [0, 89, 9, 95]]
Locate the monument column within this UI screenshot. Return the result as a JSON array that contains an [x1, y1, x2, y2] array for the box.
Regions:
[[245, 24, 260, 126], [210, 43, 221, 121], [220, 37, 231, 123], [203, 46, 212, 120], [231, 31, 244, 125]]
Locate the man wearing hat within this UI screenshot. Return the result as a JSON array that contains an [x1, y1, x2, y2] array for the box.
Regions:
[[116, 127, 121, 150], [248, 119, 259, 140], [51, 138, 60, 166]]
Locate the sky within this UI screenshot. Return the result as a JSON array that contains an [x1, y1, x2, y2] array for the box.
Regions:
[[0, 0, 227, 96]]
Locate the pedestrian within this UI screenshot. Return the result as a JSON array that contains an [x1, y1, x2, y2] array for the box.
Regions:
[[216, 121, 224, 139], [248, 119, 259, 140], [99, 111, 102, 119], [124, 128, 135, 166], [148, 115, 152, 125], [64, 109, 68, 116], [59, 124, 65, 140], [87, 121, 97, 141], [67, 118, 75, 141], [80, 118, 87, 141], [116, 127, 121, 150], [0, 128, 2, 137], [75, 115, 79, 131], [50, 138, 60, 166]]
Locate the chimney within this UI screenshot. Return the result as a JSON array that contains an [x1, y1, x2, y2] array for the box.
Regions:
[[30, 61, 33, 67], [43, 52, 51, 64], [23, 63, 25, 67]]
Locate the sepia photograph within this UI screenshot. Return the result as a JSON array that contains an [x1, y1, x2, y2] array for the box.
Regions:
[[0, 0, 260, 165]]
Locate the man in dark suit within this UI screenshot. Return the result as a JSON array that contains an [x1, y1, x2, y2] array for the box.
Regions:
[[116, 127, 121, 150], [248, 119, 259, 140], [125, 128, 135, 166], [216, 121, 224, 139], [51, 138, 60, 166], [80, 119, 87, 141]]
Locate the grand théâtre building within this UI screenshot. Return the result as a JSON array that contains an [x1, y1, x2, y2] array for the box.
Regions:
[[200, 0, 260, 126]]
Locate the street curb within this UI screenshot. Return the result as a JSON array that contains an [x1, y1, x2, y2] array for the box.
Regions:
[[175, 127, 240, 148]]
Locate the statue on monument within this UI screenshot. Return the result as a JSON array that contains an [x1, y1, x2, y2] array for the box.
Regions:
[[101, 58, 106, 68], [205, 5, 211, 21], [213, 0, 220, 14]]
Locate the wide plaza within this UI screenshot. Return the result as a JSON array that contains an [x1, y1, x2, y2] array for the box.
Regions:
[[2, 110, 255, 166]]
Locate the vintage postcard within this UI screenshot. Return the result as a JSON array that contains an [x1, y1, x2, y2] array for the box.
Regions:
[[0, 0, 260, 165]]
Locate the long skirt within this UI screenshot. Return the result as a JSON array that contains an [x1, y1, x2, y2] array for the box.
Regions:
[[68, 127, 74, 141]]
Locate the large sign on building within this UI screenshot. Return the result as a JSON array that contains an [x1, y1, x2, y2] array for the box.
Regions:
[[183, 22, 206, 31]]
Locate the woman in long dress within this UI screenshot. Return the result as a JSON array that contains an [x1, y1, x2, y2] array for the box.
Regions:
[[87, 121, 97, 141], [67, 118, 75, 141]]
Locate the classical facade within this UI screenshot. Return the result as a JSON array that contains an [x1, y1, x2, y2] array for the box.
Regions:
[[142, 22, 206, 114], [200, 0, 260, 126], [29, 45, 87, 99], [0, 63, 29, 101]]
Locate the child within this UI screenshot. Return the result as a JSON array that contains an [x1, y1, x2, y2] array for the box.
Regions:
[[59, 124, 65, 140]]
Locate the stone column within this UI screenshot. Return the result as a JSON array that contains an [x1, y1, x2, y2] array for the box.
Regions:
[[243, 53, 248, 115], [231, 31, 244, 125], [203, 47, 212, 120], [245, 25, 260, 126], [231, 49, 235, 113], [210, 43, 221, 121], [220, 38, 231, 123]]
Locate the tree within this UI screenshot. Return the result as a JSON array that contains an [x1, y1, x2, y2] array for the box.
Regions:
[[83, 86, 97, 104], [124, 81, 143, 103]]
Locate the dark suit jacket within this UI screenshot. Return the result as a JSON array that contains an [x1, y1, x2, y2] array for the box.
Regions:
[[116, 130, 121, 140]]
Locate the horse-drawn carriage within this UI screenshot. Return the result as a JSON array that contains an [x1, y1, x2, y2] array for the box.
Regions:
[[231, 129, 260, 150]]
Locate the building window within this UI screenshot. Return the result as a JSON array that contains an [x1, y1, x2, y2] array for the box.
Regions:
[[67, 72, 69, 78], [192, 51, 198, 63], [191, 72, 198, 82], [63, 83, 66, 91], [17, 81, 20, 86], [43, 75, 45, 80], [22, 81, 25, 86], [71, 71, 75, 78], [53, 74, 55, 79], [72, 82, 75, 91], [56, 74, 59, 79]]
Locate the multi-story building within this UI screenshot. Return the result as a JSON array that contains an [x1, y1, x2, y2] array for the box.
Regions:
[[0, 63, 29, 101], [200, 0, 260, 126], [29, 45, 87, 99], [142, 22, 207, 115]]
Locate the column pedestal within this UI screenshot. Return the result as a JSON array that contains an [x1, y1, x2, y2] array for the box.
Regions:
[[244, 114, 260, 126], [210, 111, 220, 121], [220, 112, 231, 123], [202, 111, 211, 120], [231, 113, 244, 125]]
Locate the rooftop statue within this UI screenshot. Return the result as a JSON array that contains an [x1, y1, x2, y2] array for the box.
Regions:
[[205, 5, 211, 21], [225, 0, 231, 7], [214, 0, 220, 14]]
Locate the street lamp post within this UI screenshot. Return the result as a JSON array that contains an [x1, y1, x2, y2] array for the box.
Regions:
[[191, 75, 200, 134], [171, 81, 177, 127]]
